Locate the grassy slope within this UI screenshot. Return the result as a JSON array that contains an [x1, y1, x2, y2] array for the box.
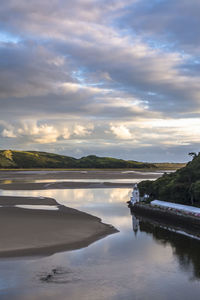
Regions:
[[0, 150, 77, 168], [154, 162, 186, 170], [138, 154, 200, 206], [0, 150, 157, 169]]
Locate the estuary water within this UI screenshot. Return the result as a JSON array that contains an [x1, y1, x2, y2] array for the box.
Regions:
[[0, 188, 200, 300]]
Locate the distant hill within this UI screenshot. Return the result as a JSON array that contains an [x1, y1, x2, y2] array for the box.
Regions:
[[0, 150, 157, 169], [138, 153, 200, 206]]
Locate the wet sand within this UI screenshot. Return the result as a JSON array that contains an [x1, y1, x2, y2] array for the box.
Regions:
[[0, 196, 117, 257], [0, 181, 135, 190], [0, 170, 162, 190], [0, 170, 160, 257], [0, 169, 162, 180]]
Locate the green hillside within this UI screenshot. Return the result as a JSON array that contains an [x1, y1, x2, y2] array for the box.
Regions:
[[138, 153, 200, 206], [0, 150, 77, 168], [0, 150, 156, 169]]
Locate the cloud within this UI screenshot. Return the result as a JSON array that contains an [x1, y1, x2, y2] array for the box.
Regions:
[[0, 0, 200, 161], [123, 0, 200, 52], [73, 124, 93, 136], [0, 42, 74, 99], [18, 123, 60, 144], [1, 122, 61, 144], [2, 128, 17, 138], [1, 0, 200, 116], [62, 128, 70, 139], [110, 124, 132, 140], [1, 121, 96, 144]]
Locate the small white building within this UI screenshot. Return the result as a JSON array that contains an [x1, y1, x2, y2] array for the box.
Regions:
[[130, 184, 140, 205]]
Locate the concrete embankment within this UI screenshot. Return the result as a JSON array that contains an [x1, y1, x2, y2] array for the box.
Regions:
[[131, 202, 200, 237]]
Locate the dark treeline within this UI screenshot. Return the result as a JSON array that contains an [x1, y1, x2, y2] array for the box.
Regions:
[[139, 152, 200, 206]]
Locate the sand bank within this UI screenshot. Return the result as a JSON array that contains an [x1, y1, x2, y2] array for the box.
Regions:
[[0, 181, 135, 190], [0, 170, 161, 190], [0, 196, 117, 257], [0, 169, 161, 181]]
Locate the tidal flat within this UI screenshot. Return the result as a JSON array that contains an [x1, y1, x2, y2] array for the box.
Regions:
[[0, 170, 200, 300]]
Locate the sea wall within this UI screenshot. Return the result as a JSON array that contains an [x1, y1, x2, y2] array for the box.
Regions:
[[131, 202, 200, 237]]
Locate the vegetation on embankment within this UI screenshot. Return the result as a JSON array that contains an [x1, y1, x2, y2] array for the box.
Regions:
[[0, 150, 158, 169], [138, 153, 200, 206]]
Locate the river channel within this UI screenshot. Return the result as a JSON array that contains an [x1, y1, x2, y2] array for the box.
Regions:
[[0, 187, 200, 299]]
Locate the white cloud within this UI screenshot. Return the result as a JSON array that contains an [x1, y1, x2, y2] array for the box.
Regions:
[[62, 128, 71, 139], [110, 124, 132, 140], [1, 128, 17, 138], [1, 122, 60, 144], [73, 124, 93, 136], [18, 123, 60, 143]]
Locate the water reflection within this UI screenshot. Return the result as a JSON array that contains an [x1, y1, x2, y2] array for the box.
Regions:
[[0, 178, 154, 185], [132, 214, 139, 235], [0, 188, 132, 231], [1, 188, 200, 299], [131, 213, 200, 280]]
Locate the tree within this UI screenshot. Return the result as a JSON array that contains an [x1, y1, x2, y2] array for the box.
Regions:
[[188, 152, 197, 158]]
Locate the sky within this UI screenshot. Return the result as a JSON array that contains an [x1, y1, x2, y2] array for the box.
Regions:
[[0, 0, 200, 162]]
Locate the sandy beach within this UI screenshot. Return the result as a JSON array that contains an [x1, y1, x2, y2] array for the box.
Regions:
[[0, 195, 117, 257]]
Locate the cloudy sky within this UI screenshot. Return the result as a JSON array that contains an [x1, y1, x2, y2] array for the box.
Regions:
[[1, 0, 200, 162]]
